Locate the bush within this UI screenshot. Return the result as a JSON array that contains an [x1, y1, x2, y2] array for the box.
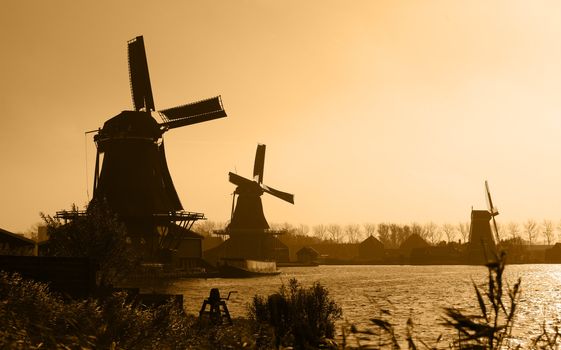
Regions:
[[248, 278, 342, 349], [0, 271, 195, 349], [41, 201, 139, 287]]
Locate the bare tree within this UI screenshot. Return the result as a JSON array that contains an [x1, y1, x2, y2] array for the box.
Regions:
[[423, 222, 440, 245], [296, 224, 310, 236], [327, 224, 343, 243], [377, 223, 392, 248], [363, 223, 377, 237], [312, 224, 327, 241], [507, 222, 520, 239], [457, 222, 470, 243], [410, 222, 425, 239], [524, 220, 538, 245], [542, 220, 554, 245], [193, 220, 216, 236], [345, 224, 362, 243], [441, 223, 456, 243], [24, 221, 43, 241]]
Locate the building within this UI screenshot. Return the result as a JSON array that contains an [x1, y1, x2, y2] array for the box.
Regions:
[[296, 246, 320, 264], [358, 235, 384, 262], [0, 228, 35, 256]]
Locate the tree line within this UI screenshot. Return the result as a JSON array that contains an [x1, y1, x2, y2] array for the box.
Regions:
[[194, 219, 561, 247]]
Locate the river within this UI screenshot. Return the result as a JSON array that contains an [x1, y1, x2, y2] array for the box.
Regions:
[[151, 264, 561, 346]]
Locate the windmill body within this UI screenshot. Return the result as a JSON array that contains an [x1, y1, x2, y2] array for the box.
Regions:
[[82, 36, 227, 262], [204, 144, 293, 264], [466, 181, 499, 264]]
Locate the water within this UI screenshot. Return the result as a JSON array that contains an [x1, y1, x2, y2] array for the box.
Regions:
[[150, 264, 561, 345]]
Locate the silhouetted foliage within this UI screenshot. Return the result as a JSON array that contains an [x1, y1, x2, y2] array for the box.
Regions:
[[0, 271, 196, 349], [248, 278, 342, 349], [442, 252, 520, 349], [41, 201, 139, 286]]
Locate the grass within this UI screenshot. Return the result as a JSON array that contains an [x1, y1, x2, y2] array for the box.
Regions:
[[3, 254, 561, 349]]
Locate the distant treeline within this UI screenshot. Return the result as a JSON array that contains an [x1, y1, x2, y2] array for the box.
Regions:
[[193, 219, 561, 247]]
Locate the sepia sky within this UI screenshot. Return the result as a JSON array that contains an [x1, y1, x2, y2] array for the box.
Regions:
[[2, 0, 561, 233]]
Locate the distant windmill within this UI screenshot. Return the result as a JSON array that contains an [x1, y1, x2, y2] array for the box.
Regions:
[[467, 180, 500, 264], [227, 144, 294, 232], [66, 36, 227, 259]]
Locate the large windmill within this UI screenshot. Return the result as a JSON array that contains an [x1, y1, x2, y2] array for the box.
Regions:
[[467, 180, 500, 264], [205, 144, 293, 263], [61, 36, 227, 261]]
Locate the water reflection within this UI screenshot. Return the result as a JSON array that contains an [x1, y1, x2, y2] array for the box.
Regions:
[[148, 264, 561, 344]]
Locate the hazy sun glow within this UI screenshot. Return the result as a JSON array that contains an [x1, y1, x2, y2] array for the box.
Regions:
[[2, 1, 561, 233]]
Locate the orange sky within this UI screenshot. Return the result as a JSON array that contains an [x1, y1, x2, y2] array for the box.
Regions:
[[3, 1, 561, 233]]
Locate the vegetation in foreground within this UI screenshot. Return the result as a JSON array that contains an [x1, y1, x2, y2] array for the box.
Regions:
[[3, 254, 561, 349]]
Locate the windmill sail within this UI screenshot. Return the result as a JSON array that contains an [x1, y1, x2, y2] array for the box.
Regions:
[[262, 184, 294, 204], [253, 144, 266, 183], [127, 36, 155, 112], [484, 180, 500, 243]]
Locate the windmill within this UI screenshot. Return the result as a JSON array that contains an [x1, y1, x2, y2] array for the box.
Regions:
[[227, 144, 294, 233], [204, 144, 293, 263], [75, 36, 226, 259], [466, 180, 500, 264], [485, 180, 500, 243]]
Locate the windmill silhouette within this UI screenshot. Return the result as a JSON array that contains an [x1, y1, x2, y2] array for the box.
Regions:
[[227, 144, 294, 233], [205, 144, 293, 263], [467, 180, 499, 264], [62, 36, 227, 260]]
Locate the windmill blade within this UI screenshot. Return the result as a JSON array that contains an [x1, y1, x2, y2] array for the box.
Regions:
[[127, 36, 155, 112], [159, 110, 227, 129], [261, 184, 294, 204], [158, 96, 227, 129], [485, 180, 499, 216], [492, 216, 500, 243], [253, 144, 266, 183], [228, 172, 255, 187], [159, 96, 224, 121]]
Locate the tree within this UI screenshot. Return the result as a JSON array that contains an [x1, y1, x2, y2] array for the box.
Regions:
[[193, 220, 216, 236], [423, 222, 440, 245], [507, 222, 520, 240], [312, 224, 327, 241], [410, 223, 426, 240], [344, 224, 362, 243], [377, 223, 391, 248], [363, 223, 377, 237], [41, 201, 139, 287], [296, 224, 310, 236], [542, 220, 555, 245], [442, 223, 456, 243], [523, 220, 538, 245], [457, 222, 470, 243], [327, 224, 343, 243]]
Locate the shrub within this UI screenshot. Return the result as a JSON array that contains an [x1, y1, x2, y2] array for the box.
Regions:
[[0, 271, 195, 349], [248, 278, 342, 349]]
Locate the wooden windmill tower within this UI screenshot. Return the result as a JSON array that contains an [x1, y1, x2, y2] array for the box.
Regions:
[[227, 144, 294, 232], [206, 144, 294, 263], [467, 180, 500, 264], [61, 36, 227, 262]]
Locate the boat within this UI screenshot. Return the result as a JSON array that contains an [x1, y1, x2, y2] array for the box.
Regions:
[[217, 258, 281, 278]]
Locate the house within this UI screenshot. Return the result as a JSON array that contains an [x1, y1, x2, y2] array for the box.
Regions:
[[296, 246, 320, 264], [358, 235, 384, 262], [0, 228, 35, 256], [164, 225, 204, 268], [399, 233, 429, 257]]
